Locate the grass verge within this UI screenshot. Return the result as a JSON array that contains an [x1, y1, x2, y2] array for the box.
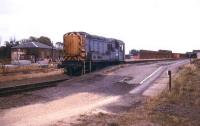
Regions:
[[148, 61, 200, 126]]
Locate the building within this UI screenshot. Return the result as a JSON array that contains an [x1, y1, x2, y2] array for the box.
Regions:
[[11, 41, 62, 63], [193, 50, 200, 59]]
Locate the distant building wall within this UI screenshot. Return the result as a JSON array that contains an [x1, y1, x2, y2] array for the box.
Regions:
[[11, 48, 61, 62], [197, 52, 200, 59], [11, 48, 26, 61], [193, 50, 200, 59]]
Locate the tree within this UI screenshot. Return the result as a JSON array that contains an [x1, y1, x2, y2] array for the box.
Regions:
[[129, 49, 139, 55], [0, 37, 20, 59], [0, 36, 20, 64], [55, 42, 64, 60], [19, 36, 36, 44], [29, 36, 38, 42], [37, 36, 52, 46], [8, 37, 19, 47], [55, 42, 63, 49]]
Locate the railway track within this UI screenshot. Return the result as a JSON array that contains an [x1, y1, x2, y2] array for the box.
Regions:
[[0, 77, 71, 96]]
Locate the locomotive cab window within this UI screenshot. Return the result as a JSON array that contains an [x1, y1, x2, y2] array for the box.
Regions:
[[119, 44, 124, 52], [115, 41, 119, 49]]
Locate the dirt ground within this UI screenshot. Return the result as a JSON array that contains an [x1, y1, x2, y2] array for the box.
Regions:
[[0, 60, 190, 126]]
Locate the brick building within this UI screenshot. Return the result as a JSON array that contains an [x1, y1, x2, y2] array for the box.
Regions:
[[11, 41, 62, 63]]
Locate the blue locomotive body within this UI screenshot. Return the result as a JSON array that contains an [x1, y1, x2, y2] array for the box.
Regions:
[[61, 32, 125, 75]]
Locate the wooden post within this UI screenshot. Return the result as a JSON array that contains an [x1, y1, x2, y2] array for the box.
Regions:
[[168, 70, 172, 91]]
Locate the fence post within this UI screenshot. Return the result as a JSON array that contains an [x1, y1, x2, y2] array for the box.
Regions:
[[168, 70, 172, 91]]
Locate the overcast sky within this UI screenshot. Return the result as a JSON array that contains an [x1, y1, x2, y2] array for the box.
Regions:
[[0, 0, 200, 53]]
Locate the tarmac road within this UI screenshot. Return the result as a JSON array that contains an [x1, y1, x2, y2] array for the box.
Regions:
[[0, 59, 189, 126]]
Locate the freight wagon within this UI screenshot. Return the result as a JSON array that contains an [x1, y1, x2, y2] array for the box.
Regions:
[[129, 49, 187, 60], [139, 50, 173, 59], [60, 32, 125, 75]]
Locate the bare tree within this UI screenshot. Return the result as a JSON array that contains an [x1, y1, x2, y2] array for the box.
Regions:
[[9, 36, 19, 46]]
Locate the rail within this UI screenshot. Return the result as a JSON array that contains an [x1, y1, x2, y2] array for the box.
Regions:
[[0, 77, 70, 96]]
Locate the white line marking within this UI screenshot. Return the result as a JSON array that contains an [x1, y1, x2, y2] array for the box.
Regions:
[[139, 66, 163, 84]]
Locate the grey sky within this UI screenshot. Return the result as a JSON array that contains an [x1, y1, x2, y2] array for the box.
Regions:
[[0, 0, 200, 53]]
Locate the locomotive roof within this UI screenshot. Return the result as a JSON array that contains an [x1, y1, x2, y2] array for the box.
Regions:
[[65, 32, 124, 44]]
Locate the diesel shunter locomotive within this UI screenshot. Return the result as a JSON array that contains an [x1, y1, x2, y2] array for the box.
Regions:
[[61, 32, 125, 75]]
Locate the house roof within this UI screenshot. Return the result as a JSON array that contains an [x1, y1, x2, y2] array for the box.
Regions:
[[193, 50, 200, 53], [12, 41, 53, 49]]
